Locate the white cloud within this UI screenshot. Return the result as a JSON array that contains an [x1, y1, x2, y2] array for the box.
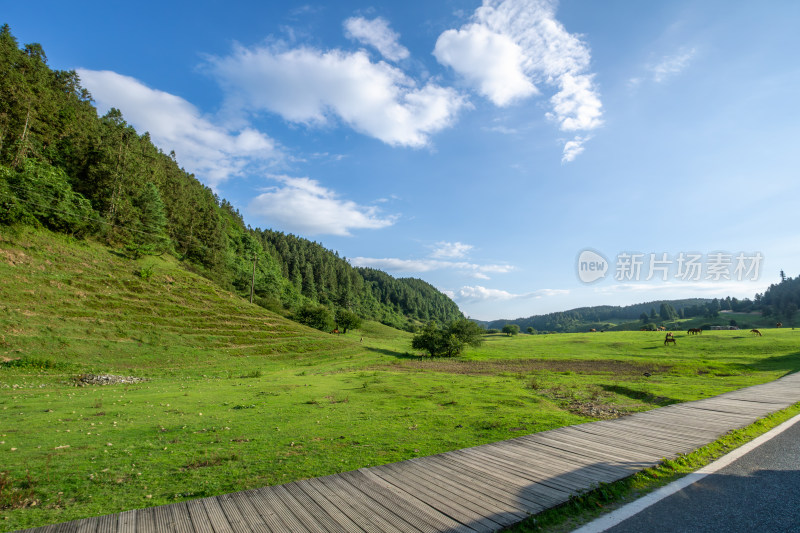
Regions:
[[650, 48, 696, 83], [434, 24, 537, 106], [77, 69, 279, 188], [434, 0, 602, 160], [430, 241, 474, 259], [453, 285, 569, 302], [206, 44, 466, 147], [561, 135, 589, 163], [344, 16, 410, 62], [248, 175, 396, 236], [350, 257, 514, 278]]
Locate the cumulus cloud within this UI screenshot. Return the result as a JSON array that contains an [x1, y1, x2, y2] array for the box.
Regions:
[[434, 0, 602, 160], [350, 257, 514, 278], [453, 285, 569, 302], [561, 135, 589, 163], [434, 24, 537, 106], [78, 69, 278, 188], [430, 241, 474, 259], [206, 44, 466, 147], [248, 175, 396, 236], [344, 16, 410, 62]]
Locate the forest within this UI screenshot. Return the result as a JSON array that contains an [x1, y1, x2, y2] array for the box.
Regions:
[[0, 25, 462, 332]]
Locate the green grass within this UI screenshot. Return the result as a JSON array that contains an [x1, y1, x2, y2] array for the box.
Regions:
[[1, 226, 799, 531]]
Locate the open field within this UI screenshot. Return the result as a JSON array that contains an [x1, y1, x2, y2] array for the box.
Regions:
[[2, 228, 799, 531]]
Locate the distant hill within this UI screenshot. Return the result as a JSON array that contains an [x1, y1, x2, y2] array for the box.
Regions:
[[477, 298, 736, 333]]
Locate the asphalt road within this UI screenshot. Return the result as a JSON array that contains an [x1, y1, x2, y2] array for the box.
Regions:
[[596, 418, 800, 533]]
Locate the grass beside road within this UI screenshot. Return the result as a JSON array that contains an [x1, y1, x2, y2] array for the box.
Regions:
[[2, 227, 799, 531]]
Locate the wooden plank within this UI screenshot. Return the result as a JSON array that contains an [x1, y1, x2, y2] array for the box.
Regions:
[[450, 446, 588, 497], [433, 452, 558, 510], [201, 496, 235, 533], [528, 429, 660, 462], [226, 492, 272, 533], [304, 476, 394, 533], [485, 441, 626, 485], [116, 510, 136, 533], [150, 505, 175, 533], [133, 506, 155, 533], [163, 502, 195, 533], [406, 455, 540, 514], [291, 479, 366, 533], [368, 466, 501, 532], [185, 498, 215, 533], [216, 493, 256, 533], [340, 470, 473, 533], [318, 473, 419, 533], [379, 459, 528, 524], [74, 517, 98, 533], [95, 513, 117, 533], [242, 489, 291, 532], [247, 486, 313, 533], [282, 482, 351, 533], [354, 468, 477, 533], [273, 483, 339, 533]]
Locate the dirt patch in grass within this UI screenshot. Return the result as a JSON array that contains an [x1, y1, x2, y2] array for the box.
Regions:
[[377, 358, 670, 376], [566, 401, 627, 419]]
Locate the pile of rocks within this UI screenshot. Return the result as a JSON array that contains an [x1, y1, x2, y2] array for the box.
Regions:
[[74, 374, 148, 386]]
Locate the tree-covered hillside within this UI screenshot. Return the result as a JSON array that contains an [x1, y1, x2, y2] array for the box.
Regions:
[[0, 25, 461, 331]]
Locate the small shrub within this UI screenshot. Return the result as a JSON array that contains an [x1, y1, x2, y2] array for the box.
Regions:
[[136, 264, 155, 280]]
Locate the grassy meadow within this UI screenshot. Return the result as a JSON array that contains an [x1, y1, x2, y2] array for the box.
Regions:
[[2, 227, 799, 531]]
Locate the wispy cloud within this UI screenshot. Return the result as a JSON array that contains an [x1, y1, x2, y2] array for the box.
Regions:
[[453, 285, 569, 302], [248, 175, 397, 236], [206, 43, 467, 147], [434, 0, 602, 161], [650, 48, 696, 83], [344, 16, 410, 62], [77, 69, 279, 188], [430, 241, 474, 259]]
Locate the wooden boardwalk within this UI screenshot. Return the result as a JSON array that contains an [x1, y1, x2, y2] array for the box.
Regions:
[[19, 372, 800, 533]]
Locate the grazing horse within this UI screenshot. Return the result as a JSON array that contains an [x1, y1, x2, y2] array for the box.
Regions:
[[589, 328, 596, 332], [330, 328, 340, 335], [750, 329, 762, 336], [777, 322, 783, 328], [687, 328, 702, 335], [664, 336, 676, 346], [658, 326, 666, 331]]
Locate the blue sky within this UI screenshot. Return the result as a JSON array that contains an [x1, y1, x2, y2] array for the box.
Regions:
[[3, 0, 799, 320]]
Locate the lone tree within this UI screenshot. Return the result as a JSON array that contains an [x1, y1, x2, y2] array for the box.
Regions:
[[526, 327, 536, 334], [502, 324, 520, 336], [335, 308, 362, 333], [411, 319, 484, 357]]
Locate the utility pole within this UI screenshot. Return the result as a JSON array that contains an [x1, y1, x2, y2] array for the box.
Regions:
[[250, 254, 257, 304]]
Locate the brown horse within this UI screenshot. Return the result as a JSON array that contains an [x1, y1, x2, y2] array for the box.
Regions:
[[589, 328, 596, 332], [687, 328, 702, 335], [776, 322, 783, 328], [664, 336, 676, 346], [750, 329, 762, 336]]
